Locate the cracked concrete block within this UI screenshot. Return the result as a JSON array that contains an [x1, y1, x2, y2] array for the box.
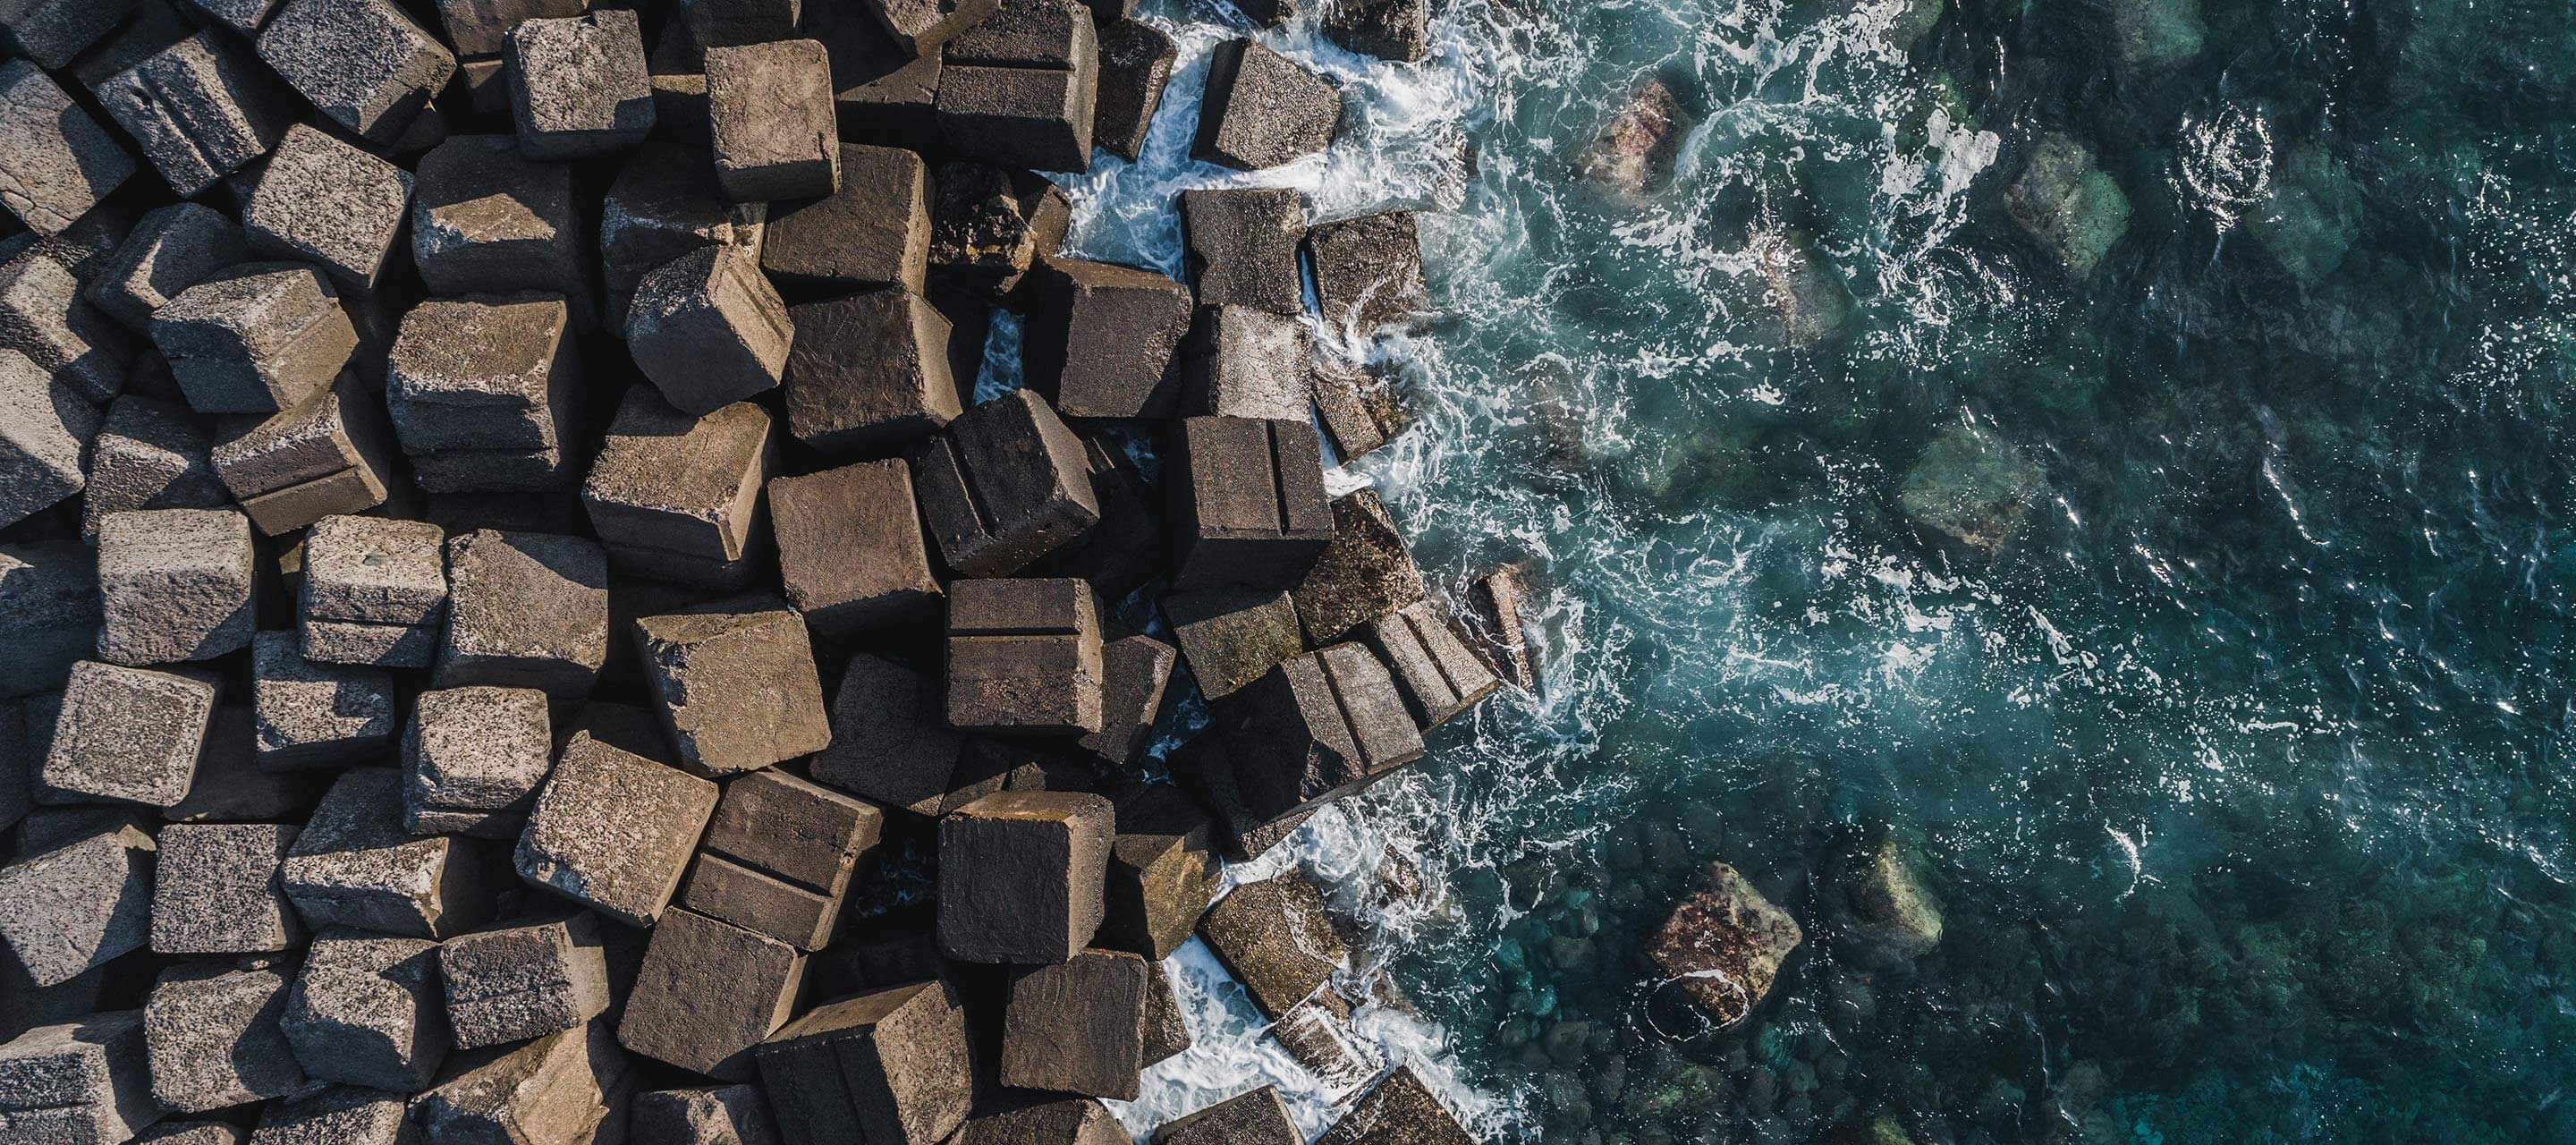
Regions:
[[255, 0, 455, 145], [284, 767, 499, 938], [150, 264, 355, 415], [95, 31, 290, 198], [0, 61, 134, 237]]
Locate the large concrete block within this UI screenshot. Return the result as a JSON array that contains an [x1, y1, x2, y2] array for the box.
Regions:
[[1076, 628, 1174, 768], [1177, 187, 1304, 316], [405, 685, 551, 838], [946, 578, 1104, 734], [809, 0, 944, 149], [625, 247, 793, 413], [1191, 38, 1339, 172], [1317, 1065, 1476, 1144], [0, 0, 136, 68], [584, 388, 775, 564], [811, 653, 966, 816], [631, 1085, 781, 1145], [601, 141, 767, 317], [281, 929, 446, 1092], [440, 912, 612, 1049], [632, 598, 830, 777], [1029, 436, 1163, 602], [953, 1096, 1127, 1145], [412, 1022, 630, 1145], [209, 373, 397, 534], [1001, 947, 1146, 1098], [680, 768, 881, 949], [96, 32, 290, 197], [436, 529, 611, 700], [1026, 259, 1192, 420], [769, 460, 942, 635], [150, 822, 301, 954], [87, 205, 242, 332], [1364, 598, 1500, 729], [0, 1014, 159, 1143], [0, 349, 97, 529], [250, 632, 398, 769], [0, 62, 133, 237], [762, 143, 929, 291], [1161, 589, 1302, 700], [150, 265, 355, 415], [935, 64, 1095, 174], [515, 733, 720, 927], [284, 768, 498, 938], [1196, 872, 1345, 1020], [246, 1086, 411, 1145], [1306, 209, 1424, 334], [1152, 1087, 1298, 1145], [434, 0, 590, 56], [855, 0, 999, 55], [707, 40, 840, 202], [783, 287, 958, 456], [938, 789, 1112, 963], [1213, 642, 1424, 823], [619, 907, 804, 1081], [1324, 0, 1430, 60], [0, 823, 155, 988], [256, 0, 454, 145], [754, 980, 971, 1145], [1099, 784, 1217, 959], [80, 394, 225, 539], [1178, 305, 1309, 421], [911, 388, 1100, 577], [0, 250, 129, 403], [38, 660, 216, 806], [242, 123, 415, 289], [507, 10, 656, 159], [1092, 19, 1175, 163], [925, 162, 1067, 299], [1292, 486, 1427, 645], [411, 135, 584, 296], [1167, 417, 1331, 590], [142, 963, 305, 1113]]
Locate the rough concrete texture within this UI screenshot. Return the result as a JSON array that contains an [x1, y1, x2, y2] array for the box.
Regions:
[[435, 529, 611, 700], [301, 514, 447, 626], [1197, 872, 1347, 1020], [632, 600, 829, 777], [1292, 486, 1428, 645], [1162, 589, 1305, 700], [953, 1096, 1130, 1145], [625, 246, 794, 413], [439, 912, 613, 1049], [911, 387, 1100, 578], [0, 348, 98, 529], [583, 388, 774, 560], [1027, 259, 1192, 420], [1306, 208, 1426, 334], [619, 907, 805, 1081], [1179, 305, 1310, 422], [404, 685, 552, 837], [150, 265, 357, 415], [515, 733, 720, 927], [411, 1021, 630, 1145], [1152, 1086, 1300, 1145], [1001, 947, 1148, 1099], [255, 0, 455, 144], [242, 123, 416, 289], [38, 659, 217, 806], [386, 293, 576, 455], [811, 653, 967, 816], [251, 631, 398, 768], [283, 767, 497, 938], [0, 250, 130, 404], [761, 143, 929, 291], [0, 61, 134, 236], [782, 288, 958, 456], [246, 1085, 411, 1145], [1316, 1065, 1477, 1145], [280, 929, 447, 1092], [142, 962, 306, 1113], [937, 790, 1113, 964], [95, 31, 290, 198], [754, 980, 972, 1145], [150, 822, 301, 954], [0, 822, 156, 987], [706, 39, 841, 203], [947, 577, 1106, 734], [631, 1084, 782, 1145], [80, 394, 227, 539], [506, 10, 657, 159], [1092, 20, 1175, 163], [0, 1013, 160, 1144], [769, 460, 943, 634], [410, 135, 583, 296], [1192, 38, 1338, 172], [1168, 416, 1334, 590]]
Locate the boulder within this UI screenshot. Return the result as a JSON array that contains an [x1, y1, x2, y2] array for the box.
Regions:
[[1642, 861, 1802, 1027]]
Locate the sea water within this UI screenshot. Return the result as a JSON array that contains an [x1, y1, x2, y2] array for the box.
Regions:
[[1066, 0, 2576, 1140]]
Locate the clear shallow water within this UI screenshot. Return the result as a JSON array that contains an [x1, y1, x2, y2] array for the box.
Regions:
[[1071, 0, 2576, 1140]]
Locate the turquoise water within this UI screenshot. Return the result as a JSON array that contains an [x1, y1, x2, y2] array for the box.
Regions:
[[1069, 0, 2576, 1139]]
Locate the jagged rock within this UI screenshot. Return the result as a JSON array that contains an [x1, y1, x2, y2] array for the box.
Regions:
[[1578, 78, 1695, 201], [1827, 827, 1945, 967], [1643, 861, 1802, 1027]]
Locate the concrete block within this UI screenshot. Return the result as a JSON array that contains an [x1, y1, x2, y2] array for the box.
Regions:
[[1161, 589, 1302, 700], [515, 733, 720, 927], [1364, 598, 1498, 728], [0, 350, 97, 529], [1099, 783, 1216, 959], [1074, 628, 1174, 768], [1168, 417, 1331, 590], [280, 929, 446, 1091], [284, 768, 499, 938], [782, 290, 955, 456], [1092, 20, 1174, 162], [301, 515, 445, 627], [0, 1014, 158, 1143], [707, 40, 839, 202], [810, 0, 943, 149], [242, 124, 415, 289], [413, 1022, 630, 1145], [255, 0, 455, 145], [1309, 352, 1410, 461], [39, 660, 216, 805], [0, 250, 130, 403], [386, 294, 577, 454], [1001, 947, 1146, 1098], [434, 0, 590, 57], [754, 980, 970, 1145], [1151, 1086, 1298, 1145], [936, 64, 1095, 174], [632, 598, 830, 776], [1178, 187, 1303, 316], [768, 460, 941, 635], [1143, 955, 1189, 1066], [440, 912, 612, 1048], [911, 388, 1100, 577], [585, 388, 775, 564], [209, 374, 396, 532], [151, 265, 355, 415], [1468, 561, 1538, 691], [149, 822, 301, 954], [0, 823, 155, 987], [938, 789, 1112, 963], [163, 707, 320, 825], [619, 907, 803, 1080], [0, 62, 133, 237], [143, 963, 305, 1113], [631, 1085, 781, 1145], [1307, 209, 1424, 334], [411, 136, 584, 296], [1197, 872, 1345, 1019], [926, 162, 1068, 298], [436, 529, 611, 700], [1029, 436, 1162, 601], [96, 31, 290, 198], [1292, 487, 1426, 644], [1179, 305, 1309, 421], [602, 141, 767, 316], [247, 1086, 410, 1145], [953, 1096, 1126, 1145], [856, 0, 998, 55], [1318, 1065, 1474, 1144], [508, 10, 656, 159], [1193, 38, 1338, 171], [405, 685, 552, 838], [80, 394, 225, 539], [0, 0, 137, 67], [1027, 259, 1192, 420], [947, 578, 1104, 734], [87, 205, 243, 332], [1325, 0, 1429, 60], [251, 632, 397, 769], [626, 246, 793, 413], [681, 769, 880, 948], [762, 143, 929, 291], [1270, 992, 1376, 1098], [811, 653, 965, 816], [1215, 641, 1422, 822]]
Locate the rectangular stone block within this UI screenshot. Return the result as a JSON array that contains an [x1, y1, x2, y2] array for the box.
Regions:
[[1366, 598, 1501, 728], [1077, 628, 1175, 768], [0, 0, 135, 68], [440, 911, 613, 1049], [1030, 436, 1163, 602], [602, 141, 767, 314], [911, 387, 1100, 577], [436, 529, 611, 700], [281, 929, 446, 1092], [1093, 19, 1174, 163], [1162, 589, 1303, 700], [811, 0, 942, 149], [80, 394, 225, 540], [1324, 0, 1429, 60], [1168, 417, 1331, 590], [142, 963, 305, 1113], [1196, 872, 1346, 1020], [633, 598, 831, 776], [247, 1085, 411, 1145], [208, 369, 394, 508], [783, 287, 958, 456], [39, 659, 216, 806], [1152, 1087, 1299, 1145], [1309, 352, 1411, 461], [387, 295, 578, 458], [163, 706, 322, 825], [708, 40, 839, 202], [1470, 560, 1540, 691], [625, 247, 793, 413], [242, 123, 415, 289], [1318, 1065, 1475, 1145], [1178, 187, 1304, 316], [754, 980, 971, 1145], [0, 1014, 158, 1144], [301, 515, 445, 627], [302, 617, 439, 669], [150, 822, 300, 954], [1001, 947, 1146, 1099], [1099, 783, 1217, 959], [150, 265, 355, 415], [811, 653, 965, 816], [631, 1085, 782, 1145], [1027, 259, 1193, 420], [619, 907, 804, 1081], [1306, 208, 1425, 334], [413, 1022, 630, 1145], [935, 64, 1095, 174], [0, 349, 98, 530], [681, 769, 881, 949], [762, 143, 929, 291], [1179, 305, 1311, 421], [0, 61, 133, 237], [1192, 38, 1339, 172], [1214, 642, 1425, 823], [255, 0, 453, 144], [769, 460, 942, 635], [87, 205, 242, 333], [284, 768, 498, 938], [433, 0, 589, 56], [1292, 486, 1427, 645], [0, 824, 155, 988], [926, 162, 1067, 298], [947, 578, 1105, 734], [515, 733, 720, 928], [411, 136, 584, 296], [250, 631, 397, 769], [507, 10, 656, 159], [1, 250, 129, 404], [405, 685, 552, 838], [1143, 956, 1189, 1067], [584, 387, 774, 565], [938, 790, 1113, 963], [96, 31, 289, 198], [1270, 992, 1377, 1099], [858, 0, 997, 54]]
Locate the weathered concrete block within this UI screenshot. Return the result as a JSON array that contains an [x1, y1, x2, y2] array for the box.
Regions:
[[811, 653, 965, 816], [809, 0, 943, 148], [781, 289, 956, 457], [1152, 1086, 1298, 1145], [411, 135, 583, 296], [1365, 598, 1498, 729], [619, 907, 803, 1081], [1197, 872, 1345, 1019], [754, 980, 971, 1145], [1292, 487, 1426, 644], [926, 162, 1068, 298], [256, 0, 454, 144], [1001, 947, 1146, 1099], [1073, 625, 1175, 772], [281, 929, 446, 1091], [242, 124, 414, 290], [413, 1022, 630, 1145], [1325, 0, 1430, 60], [208, 373, 395, 533], [137, 1120, 245, 1145], [507, 10, 657, 159], [1270, 992, 1377, 1098], [0, 250, 129, 404], [284, 768, 498, 937], [40, 660, 216, 810], [1318, 1065, 1474, 1144], [436, 529, 611, 700], [0, 823, 155, 988], [602, 142, 767, 316], [1093, 19, 1174, 163], [1216, 642, 1422, 822], [161, 706, 317, 825], [953, 1096, 1126, 1145], [87, 205, 243, 332], [1143, 955, 1189, 1066], [1100, 783, 1216, 959], [707, 40, 839, 202], [1, 0, 136, 68], [301, 515, 445, 628], [769, 460, 941, 635], [96, 31, 289, 198], [389, 293, 579, 456], [1029, 436, 1161, 601], [762, 143, 928, 291], [150, 822, 300, 954], [1467, 561, 1539, 691], [441, 911, 612, 1049], [250, 632, 397, 769], [632, 598, 830, 777], [80, 394, 224, 539], [1169, 417, 1331, 590], [947, 578, 1105, 734], [0, 1014, 159, 1143], [144, 962, 305, 1113], [1179, 305, 1309, 421], [632, 1085, 781, 1145], [516, 733, 720, 927], [912, 387, 1100, 577], [626, 246, 793, 413], [247, 1086, 410, 1145], [1193, 38, 1338, 172], [1307, 209, 1424, 335], [1027, 259, 1192, 420], [939, 789, 1112, 963], [1309, 352, 1411, 462], [0, 62, 132, 238], [936, 64, 1096, 174], [857, 0, 998, 55], [151, 265, 355, 415], [1162, 589, 1302, 700], [434, 0, 590, 56], [0, 350, 97, 529], [405, 685, 551, 838], [681, 769, 880, 949], [1177, 187, 1304, 316], [584, 389, 774, 573]]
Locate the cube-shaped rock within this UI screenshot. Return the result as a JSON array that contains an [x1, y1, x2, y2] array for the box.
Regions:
[[926, 162, 1068, 296], [1162, 589, 1303, 699], [0, 350, 97, 528], [632, 600, 830, 776], [1318, 1066, 1474, 1145], [1178, 187, 1304, 316], [411, 135, 583, 296], [1027, 259, 1192, 420], [150, 823, 301, 954], [507, 10, 656, 159], [432, 0, 591, 56], [81, 394, 225, 539], [436, 529, 611, 699], [1308, 209, 1425, 335], [516, 733, 720, 927], [0, 250, 129, 404], [947, 578, 1104, 734], [754, 980, 971, 1145], [387, 294, 578, 454], [301, 515, 446, 628], [0, 0, 134, 68], [1197, 872, 1345, 1019], [762, 144, 929, 291], [1309, 352, 1411, 461], [162, 706, 321, 826], [769, 461, 942, 635], [0, 62, 133, 237], [954, 1097, 1127, 1145], [936, 64, 1095, 174], [912, 388, 1099, 577], [248, 1085, 412, 1144], [632, 1085, 782, 1145], [1193, 38, 1339, 172], [602, 142, 768, 311], [39, 660, 217, 805], [405, 685, 551, 837], [1179, 306, 1310, 421], [0, 1013, 158, 1143], [1100, 784, 1217, 959], [0, 822, 156, 988], [1325, 0, 1430, 60], [1366, 598, 1500, 728], [627, 246, 793, 413], [413, 1022, 629, 1145], [682, 769, 881, 949], [440, 912, 612, 1049], [1030, 436, 1163, 600], [1077, 628, 1175, 768], [1216, 642, 1423, 822], [782, 288, 958, 457], [1155, 1087, 1299, 1145], [1093, 20, 1175, 163], [708, 40, 840, 203], [242, 124, 414, 289], [1292, 487, 1427, 644], [88, 205, 243, 332], [621, 908, 805, 1080], [811, 654, 966, 815], [256, 0, 454, 144], [1169, 417, 1331, 590], [584, 389, 774, 565], [96, 31, 290, 197], [1001, 948, 1146, 1098], [1270, 993, 1377, 1100], [209, 374, 396, 534], [251, 632, 397, 768], [938, 790, 1112, 963], [281, 929, 445, 1092], [1143, 957, 1191, 1067], [151, 265, 356, 415], [284, 768, 498, 937], [143, 963, 305, 1113], [858, 0, 999, 54]]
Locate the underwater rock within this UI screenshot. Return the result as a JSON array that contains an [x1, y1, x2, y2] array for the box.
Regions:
[[1826, 828, 1945, 968], [2246, 143, 2362, 285], [1895, 420, 2046, 556], [2093, 0, 2205, 70], [1642, 861, 1802, 1028], [1749, 227, 1854, 350], [2003, 132, 2131, 277], [1576, 78, 1694, 202]]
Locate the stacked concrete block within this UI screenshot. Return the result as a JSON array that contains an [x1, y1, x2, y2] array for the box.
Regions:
[[1366, 598, 1501, 728], [1027, 259, 1194, 420], [96, 31, 291, 198], [946, 578, 1106, 734], [1, 249, 131, 403], [435, 529, 611, 700], [251, 632, 398, 768], [621, 906, 806, 1080], [811, 653, 967, 816], [936, 0, 1099, 172], [0, 61, 133, 237], [1178, 187, 1306, 315], [753, 980, 972, 1145], [1319, 1065, 1476, 1144], [1270, 992, 1377, 1098], [926, 161, 1069, 298], [1179, 306, 1312, 421], [299, 515, 448, 668], [769, 461, 943, 635], [805, 0, 943, 150], [1214, 642, 1424, 823], [0, 349, 100, 528], [404, 685, 551, 837], [1197, 872, 1347, 1020], [280, 929, 447, 1091], [584, 388, 775, 586], [632, 1084, 783, 1145], [1100, 783, 1219, 958], [783, 288, 958, 456], [602, 142, 768, 322], [1168, 417, 1333, 589], [1162, 589, 1304, 699], [626, 247, 794, 414], [762, 143, 930, 291], [1293, 486, 1428, 643], [143, 962, 307, 1113], [151, 265, 358, 415], [246, 1085, 412, 1144], [938, 789, 1112, 963], [515, 731, 720, 927], [412, 1022, 631, 1145], [912, 388, 1101, 576], [1031, 436, 1164, 600], [1153, 1087, 1300, 1145], [411, 136, 585, 296], [1326, 0, 1431, 59], [256, 0, 454, 145], [283, 768, 498, 937], [433, 0, 590, 101], [388, 294, 582, 492], [707, 40, 840, 202], [440, 911, 612, 1048], [38, 660, 218, 805], [681, 769, 882, 949], [1001, 947, 1148, 1098], [0, 821, 156, 987], [631, 598, 831, 776], [0, 1014, 161, 1142], [242, 124, 416, 289], [1078, 627, 1176, 768], [88, 205, 244, 332], [150, 822, 301, 954], [1194, 38, 1342, 171], [80, 394, 226, 539], [209, 373, 396, 533], [507, 11, 657, 159], [1094, 20, 1177, 163]]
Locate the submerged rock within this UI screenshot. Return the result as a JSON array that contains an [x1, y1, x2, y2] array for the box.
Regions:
[[2246, 143, 2362, 285], [1750, 227, 1855, 349], [1826, 828, 1945, 968], [1897, 420, 2047, 556], [2004, 132, 2132, 276], [2096, 0, 2206, 70], [1642, 862, 1803, 1028], [1576, 78, 1696, 202]]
